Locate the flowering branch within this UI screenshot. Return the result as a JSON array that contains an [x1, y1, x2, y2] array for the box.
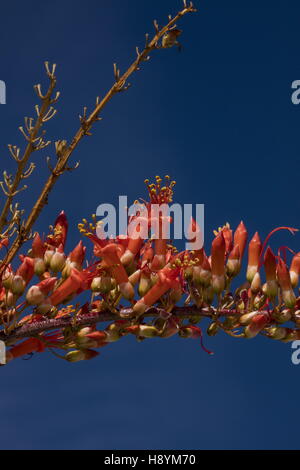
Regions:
[[0, 0, 197, 273], [1, 175, 300, 365]]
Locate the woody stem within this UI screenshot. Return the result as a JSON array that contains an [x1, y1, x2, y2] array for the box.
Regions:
[[0, 306, 246, 344]]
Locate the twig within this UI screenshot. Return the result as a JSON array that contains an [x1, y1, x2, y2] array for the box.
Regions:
[[0, 62, 58, 234]]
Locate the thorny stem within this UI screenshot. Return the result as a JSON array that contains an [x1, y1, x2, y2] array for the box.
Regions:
[[0, 306, 244, 344], [0, 2, 197, 274]]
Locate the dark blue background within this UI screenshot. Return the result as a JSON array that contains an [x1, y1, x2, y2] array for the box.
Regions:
[[0, 0, 299, 450]]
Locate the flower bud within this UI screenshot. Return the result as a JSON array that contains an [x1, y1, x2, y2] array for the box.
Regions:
[[267, 326, 287, 340], [251, 272, 261, 294], [211, 233, 226, 293], [239, 311, 259, 325], [138, 325, 159, 338], [65, 349, 99, 363], [10, 275, 26, 295], [44, 249, 55, 267], [290, 253, 300, 288], [77, 327, 95, 338], [262, 280, 278, 299], [5, 291, 17, 307], [26, 286, 45, 305], [2, 266, 13, 289], [34, 258, 46, 276], [119, 281, 135, 300], [138, 273, 152, 297], [233, 221, 248, 261], [91, 276, 113, 294], [246, 232, 262, 283], [227, 245, 240, 277], [277, 258, 296, 308], [50, 246, 66, 273], [244, 313, 269, 338]]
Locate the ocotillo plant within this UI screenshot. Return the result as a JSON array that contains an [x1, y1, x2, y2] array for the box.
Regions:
[[1, 1, 300, 366]]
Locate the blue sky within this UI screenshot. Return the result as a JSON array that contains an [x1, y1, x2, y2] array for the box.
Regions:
[[0, 0, 300, 450]]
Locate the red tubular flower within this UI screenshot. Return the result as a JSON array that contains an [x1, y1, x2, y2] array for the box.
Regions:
[[151, 215, 171, 271], [246, 232, 262, 283], [69, 241, 86, 267], [47, 211, 68, 248], [133, 265, 180, 315], [7, 338, 45, 361], [2, 265, 13, 289], [31, 233, 45, 258], [50, 269, 84, 306], [245, 313, 270, 338], [211, 232, 226, 293], [221, 226, 233, 255], [121, 215, 148, 266], [264, 247, 276, 281], [100, 244, 134, 300], [263, 247, 278, 299], [16, 257, 34, 285], [277, 257, 296, 308], [233, 221, 248, 261], [193, 251, 211, 286], [290, 253, 300, 288]]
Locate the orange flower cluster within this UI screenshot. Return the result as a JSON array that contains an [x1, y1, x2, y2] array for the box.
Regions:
[[1, 177, 300, 365]]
